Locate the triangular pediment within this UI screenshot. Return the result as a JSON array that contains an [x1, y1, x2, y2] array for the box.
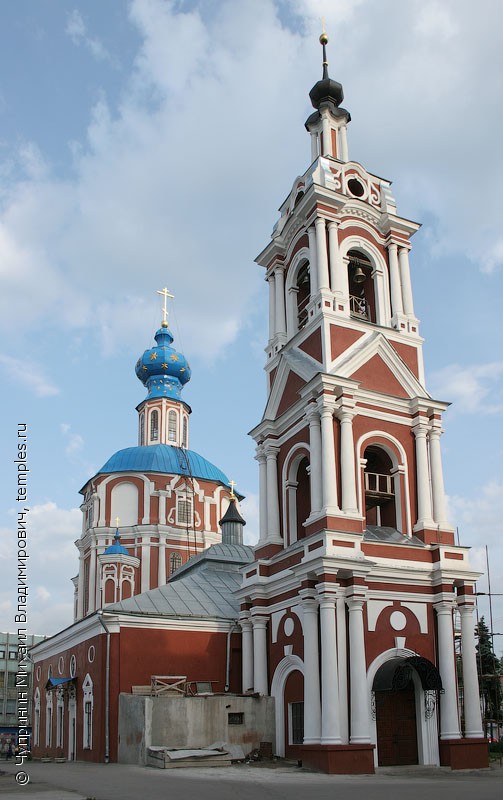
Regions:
[[331, 332, 430, 400], [263, 349, 318, 420]]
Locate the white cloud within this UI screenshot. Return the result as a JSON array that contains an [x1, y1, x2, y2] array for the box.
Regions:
[[2, 502, 81, 634], [428, 362, 503, 414], [60, 423, 85, 456], [65, 8, 114, 64], [0, 354, 59, 397]]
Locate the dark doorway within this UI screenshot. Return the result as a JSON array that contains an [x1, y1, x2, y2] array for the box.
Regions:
[[375, 681, 418, 766]]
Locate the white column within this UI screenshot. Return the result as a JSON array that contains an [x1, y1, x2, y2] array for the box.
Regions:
[[252, 615, 269, 695], [310, 131, 318, 163], [429, 423, 448, 527], [286, 286, 298, 338], [338, 408, 358, 513], [320, 403, 339, 512], [315, 217, 330, 291], [274, 266, 287, 340], [88, 542, 96, 614], [307, 226, 318, 298], [76, 551, 85, 620], [347, 595, 371, 743], [398, 247, 415, 317], [256, 447, 268, 545], [240, 615, 254, 694], [435, 601, 461, 739], [339, 124, 349, 161], [268, 272, 276, 342], [300, 594, 321, 743], [307, 406, 323, 515], [158, 535, 166, 586], [336, 593, 349, 743], [388, 242, 404, 317], [141, 535, 150, 592], [413, 420, 434, 528], [328, 221, 347, 300], [458, 602, 484, 738], [318, 590, 341, 743], [265, 445, 282, 543]]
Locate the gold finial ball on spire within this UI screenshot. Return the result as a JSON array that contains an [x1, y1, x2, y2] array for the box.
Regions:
[[319, 32, 329, 45]]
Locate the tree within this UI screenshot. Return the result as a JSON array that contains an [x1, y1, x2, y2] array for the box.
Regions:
[[476, 617, 502, 723]]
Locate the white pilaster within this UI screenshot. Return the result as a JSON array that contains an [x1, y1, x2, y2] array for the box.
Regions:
[[158, 535, 166, 586], [318, 589, 341, 743], [300, 593, 321, 743], [141, 535, 150, 592], [76, 551, 84, 621], [307, 405, 323, 516], [240, 615, 254, 694], [429, 422, 449, 527], [256, 447, 268, 545], [413, 420, 434, 529], [252, 615, 269, 695], [339, 124, 349, 161], [338, 407, 358, 513], [328, 221, 348, 302], [315, 217, 330, 291], [265, 445, 282, 544], [435, 600, 461, 739], [321, 113, 332, 157], [310, 131, 319, 163], [347, 595, 371, 743], [319, 403, 339, 513], [458, 602, 484, 738], [88, 542, 96, 614]]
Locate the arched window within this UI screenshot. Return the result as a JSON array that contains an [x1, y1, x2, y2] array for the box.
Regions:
[[33, 688, 40, 747], [56, 687, 64, 748], [168, 410, 177, 442], [284, 451, 311, 546], [169, 552, 182, 575], [150, 410, 159, 442], [348, 250, 376, 323], [139, 413, 145, 446], [45, 690, 53, 747], [296, 262, 311, 330], [182, 417, 188, 448], [363, 446, 396, 528]]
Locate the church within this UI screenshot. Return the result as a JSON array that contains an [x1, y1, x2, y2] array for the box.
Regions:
[[30, 34, 487, 773]]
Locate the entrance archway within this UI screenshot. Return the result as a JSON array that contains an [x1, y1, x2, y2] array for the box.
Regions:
[[369, 652, 442, 767]]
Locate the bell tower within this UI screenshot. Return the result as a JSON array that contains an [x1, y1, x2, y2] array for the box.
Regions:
[[251, 32, 452, 553]]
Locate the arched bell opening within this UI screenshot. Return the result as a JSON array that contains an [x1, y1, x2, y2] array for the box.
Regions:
[[296, 261, 311, 330], [295, 457, 311, 541], [364, 445, 396, 528], [348, 250, 376, 323], [284, 449, 311, 546]]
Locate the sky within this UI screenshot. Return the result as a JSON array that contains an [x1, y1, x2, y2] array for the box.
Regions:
[[0, 0, 502, 652]]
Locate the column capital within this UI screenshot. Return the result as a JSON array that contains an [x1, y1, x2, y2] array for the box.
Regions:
[[456, 601, 476, 618], [327, 219, 340, 231], [273, 264, 285, 276], [337, 406, 356, 423], [299, 588, 319, 609], [264, 443, 280, 459], [434, 599, 455, 616], [346, 594, 368, 611], [306, 403, 320, 423], [412, 419, 429, 437], [317, 398, 335, 417], [250, 614, 269, 630], [255, 445, 267, 463], [429, 422, 444, 439]]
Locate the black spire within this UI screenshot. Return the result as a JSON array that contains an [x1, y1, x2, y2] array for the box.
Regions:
[[308, 31, 345, 111]]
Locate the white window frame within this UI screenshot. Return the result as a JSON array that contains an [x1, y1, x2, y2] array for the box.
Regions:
[[176, 495, 193, 527], [169, 552, 182, 575], [33, 687, 40, 747], [82, 673, 93, 750], [45, 691, 53, 747], [150, 409, 159, 442], [167, 409, 178, 443], [56, 687, 64, 749]]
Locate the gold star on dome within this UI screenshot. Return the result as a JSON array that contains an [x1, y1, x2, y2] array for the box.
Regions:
[[162, 362, 168, 369], [180, 367, 185, 373], [150, 352, 158, 361], [170, 354, 179, 362], [143, 366, 148, 371]]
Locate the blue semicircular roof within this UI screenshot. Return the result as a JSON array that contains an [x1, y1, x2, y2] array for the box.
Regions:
[[97, 444, 230, 486]]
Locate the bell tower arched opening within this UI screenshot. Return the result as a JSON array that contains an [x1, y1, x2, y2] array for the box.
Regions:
[[348, 250, 376, 323], [296, 261, 311, 330], [364, 445, 396, 528]]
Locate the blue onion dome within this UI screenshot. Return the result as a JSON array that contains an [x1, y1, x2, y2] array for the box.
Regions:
[[135, 324, 191, 400], [104, 529, 129, 556]]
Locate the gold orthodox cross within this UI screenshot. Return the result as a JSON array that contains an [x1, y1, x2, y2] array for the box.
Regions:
[[157, 287, 175, 326], [229, 480, 236, 498]]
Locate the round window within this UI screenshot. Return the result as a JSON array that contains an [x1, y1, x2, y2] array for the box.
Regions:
[[36, 665, 41, 681], [88, 645, 95, 663], [58, 656, 64, 675], [347, 177, 365, 197], [69, 655, 77, 678]]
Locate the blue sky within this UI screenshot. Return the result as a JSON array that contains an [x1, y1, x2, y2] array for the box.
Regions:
[[0, 0, 502, 648]]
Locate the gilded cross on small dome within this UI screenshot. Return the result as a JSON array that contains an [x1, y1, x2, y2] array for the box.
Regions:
[[157, 287, 175, 328], [229, 480, 236, 498], [115, 516, 120, 528]]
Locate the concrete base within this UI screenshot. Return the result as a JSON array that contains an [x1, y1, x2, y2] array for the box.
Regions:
[[300, 743, 375, 774], [439, 738, 489, 770]]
